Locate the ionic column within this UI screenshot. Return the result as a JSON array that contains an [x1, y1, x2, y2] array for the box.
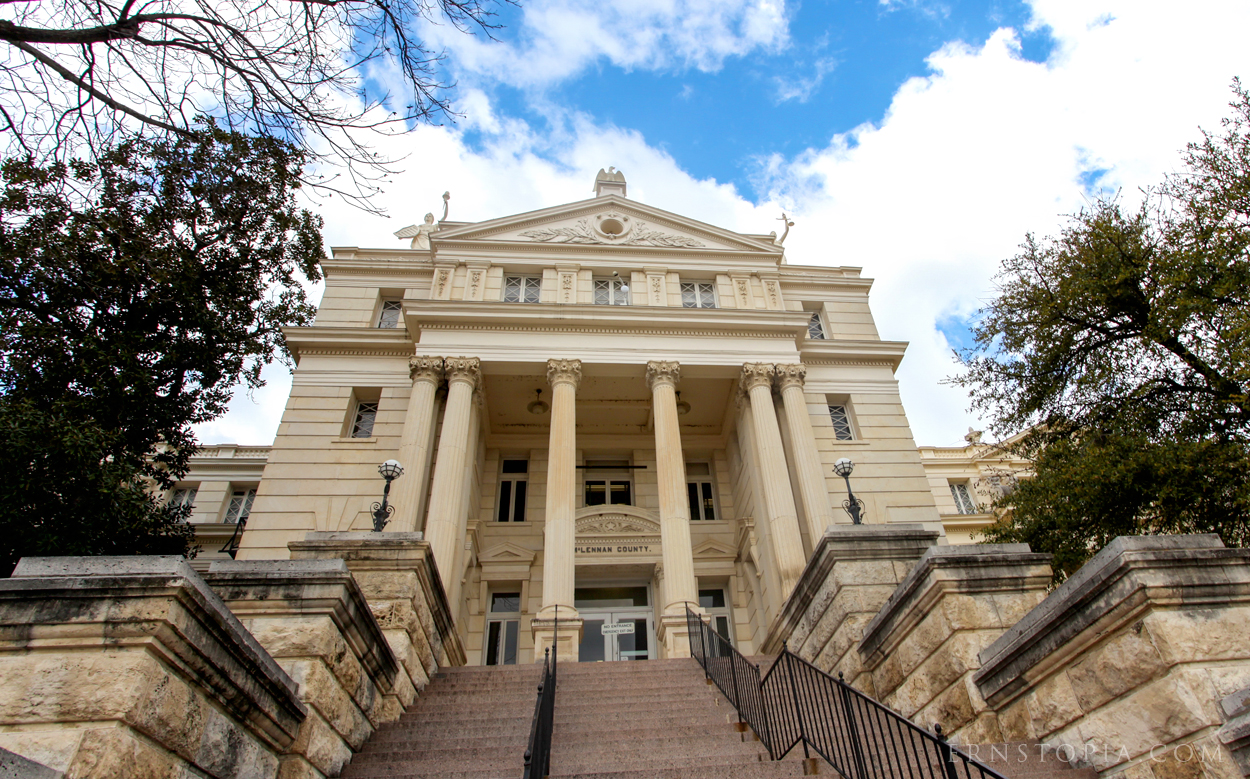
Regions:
[[740, 363, 806, 597], [424, 357, 480, 583], [775, 364, 838, 543], [391, 356, 444, 533], [535, 359, 582, 661]]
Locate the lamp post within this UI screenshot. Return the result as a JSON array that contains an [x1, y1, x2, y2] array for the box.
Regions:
[[371, 460, 405, 532], [833, 457, 864, 525]]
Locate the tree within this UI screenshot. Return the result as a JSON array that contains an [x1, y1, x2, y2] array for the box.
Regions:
[[0, 124, 325, 575], [955, 82, 1250, 578], [0, 0, 509, 208]]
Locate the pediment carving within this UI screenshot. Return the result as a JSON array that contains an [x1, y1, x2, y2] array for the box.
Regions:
[[520, 214, 706, 248], [575, 505, 661, 537], [692, 539, 738, 560], [478, 542, 536, 565]]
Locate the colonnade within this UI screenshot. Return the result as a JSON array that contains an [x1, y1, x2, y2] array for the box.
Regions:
[[389, 355, 837, 659]]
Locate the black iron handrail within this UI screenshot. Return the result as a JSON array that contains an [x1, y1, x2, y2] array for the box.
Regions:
[[686, 607, 1008, 779], [522, 607, 558, 779]]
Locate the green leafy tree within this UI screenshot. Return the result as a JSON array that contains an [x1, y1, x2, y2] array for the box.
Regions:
[[956, 83, 1250, 578], [0, 124, 325, 576]]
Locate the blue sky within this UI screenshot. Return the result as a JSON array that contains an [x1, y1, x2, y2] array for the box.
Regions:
[[197, 0, 1250, 448]]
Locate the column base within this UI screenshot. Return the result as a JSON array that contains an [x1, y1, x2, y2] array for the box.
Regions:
[[531, 605, 581, 663], [657, 605, 703, 659]]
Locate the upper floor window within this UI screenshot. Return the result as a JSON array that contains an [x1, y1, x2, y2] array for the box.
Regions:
[[949, 481, 978, 514], [584, 460, 632, 507], [504, 276, 541, 303], [223, 488, 256, 524], [169, 485, 198, 509], [828, 405, 854, 441], [681, 282, 716, 309], [687, 462, 717, 520], [497, 459, 528, 522], [377, 300, 402, 328], [351, 401, 378, 438], [808, 311, 826, 340], [594, 277, 629, 305]]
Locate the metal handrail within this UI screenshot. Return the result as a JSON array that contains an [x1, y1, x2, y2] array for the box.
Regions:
[[522, 606, 558, 779], [686, 607, 1008, 779]]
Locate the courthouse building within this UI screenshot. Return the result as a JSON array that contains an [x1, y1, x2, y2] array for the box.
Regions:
[[185, 169, 948, 665]]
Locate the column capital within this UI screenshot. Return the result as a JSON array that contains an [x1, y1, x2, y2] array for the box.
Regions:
[[409, 355, 445, 384], [546, 359, 582, 389], [645, 360, 681, 389], [443, 356, 481, 387], [774, 363, 807, 391], [739, 362, 775, 393]]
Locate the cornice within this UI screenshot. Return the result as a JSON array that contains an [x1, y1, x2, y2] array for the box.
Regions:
[[283, 327, 413, 360], [800, 338, 908, 371]]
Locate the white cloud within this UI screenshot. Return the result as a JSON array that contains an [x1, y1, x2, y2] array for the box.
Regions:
[[196, 0, 1250, 451], [773, 57, 838, 103], [423, 0, 791, 88]]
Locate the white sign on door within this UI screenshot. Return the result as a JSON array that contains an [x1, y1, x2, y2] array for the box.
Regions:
[[600, 623, 636, 635]]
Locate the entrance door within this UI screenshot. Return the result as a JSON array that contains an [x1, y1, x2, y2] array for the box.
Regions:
[[578, 611, 653, 662]]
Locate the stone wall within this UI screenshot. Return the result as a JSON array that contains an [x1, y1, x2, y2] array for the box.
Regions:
[[856, 543, 1052, 745], [0, 557, 306, 778], [973, 535, 1250, 779], [206, 559, 405, 779]]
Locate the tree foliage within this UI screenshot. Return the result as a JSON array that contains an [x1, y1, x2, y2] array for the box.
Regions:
[[957, 82, 1250, 577], [0, 0, 510, 208], [0, 124, 325, 575]]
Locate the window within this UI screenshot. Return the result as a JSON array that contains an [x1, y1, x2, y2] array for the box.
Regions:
[[680, 282, 717, 309], [351, 401, 378, 438], [503, 276, 541, 303], [223, 488, 256, 524], [376, 300, 402, 328], [808, 311, 826, 340], [698, 588, 734, 652], [497, 460, 528, 522], [594, 277, 629, 305], [828, 405, 854, 441], [950, 482, 978, 514], [484, 592, 521, 666], [169, 486, 197, 509], [686, 462, 717, 520], [584, 461, 632, 507]]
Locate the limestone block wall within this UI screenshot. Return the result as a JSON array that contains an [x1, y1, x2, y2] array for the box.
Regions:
[[760, 524, 939, 691], [856, 544, 1052, 745], [0, 557, 306, 779], [973, 535, 1250, 779], [206, 559, 405, 779], [1220, 686, 1250, 778]]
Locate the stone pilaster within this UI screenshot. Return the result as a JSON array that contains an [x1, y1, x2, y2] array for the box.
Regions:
[[647, 360, 701, 657], [775, 364, 838, 542], [740, 362, 806, 598], [534, 359, 583, 661], [424, 357, 479, 582], [391, 356, 444, 533]]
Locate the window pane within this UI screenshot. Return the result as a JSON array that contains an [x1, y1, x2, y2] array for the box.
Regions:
[[594, 279, 610, 305], [352, 402, 378, 438], [502, 459, 528, 474], [497, 481, 512, 522], [715, 616, 731, 643], [491, 593, 521, 613], [523, 277, 541, 303], [699, 284, 715, 308], [503, 620, 519, 665], [829, 405, 853, 440], [808, 312, 825, 339], [513, 481, 527, 522], [701, 482, 716, 520], [681, 283, 697, 308], [485, 621, 501, 665], [239, 490, 256, 523], [503, 276, 521, 303], [698, 589, 726, 608], [609, 480, 631, 505], [585, 481, 606, 506], [378, 301, 402, 328], [688, 482, 701, 519]]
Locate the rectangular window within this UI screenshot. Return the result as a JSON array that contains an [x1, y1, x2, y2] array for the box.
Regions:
[[485, 592, 521, 666], [351, 401, 378, 438], [223, 488, 256, 524], [698, 588, 734, 652], [950, 482, 978, 514], [686, 462, 717, 520], [583, 461, 632, 507], [680, 282, 716, 308], [503, 276, 541, 303], [497, 459, 528, 522], [828, 405, 854, 441], [593, 277, 630, 305], [376, 300, 402, 328], [808, 311, 826, 339], [169, 486, 197, 509]]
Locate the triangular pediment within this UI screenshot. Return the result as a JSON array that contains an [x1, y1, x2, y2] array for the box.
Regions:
[[692, 539, 738, 560], [433, 195, 780, 255], [478, 542, 536, 565]]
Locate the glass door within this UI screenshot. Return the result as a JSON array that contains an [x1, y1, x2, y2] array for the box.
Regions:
[[577, 611, 654, 661]]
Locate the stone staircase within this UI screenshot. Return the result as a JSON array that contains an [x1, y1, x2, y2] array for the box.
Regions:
[[340, 658, 1101, 779]]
